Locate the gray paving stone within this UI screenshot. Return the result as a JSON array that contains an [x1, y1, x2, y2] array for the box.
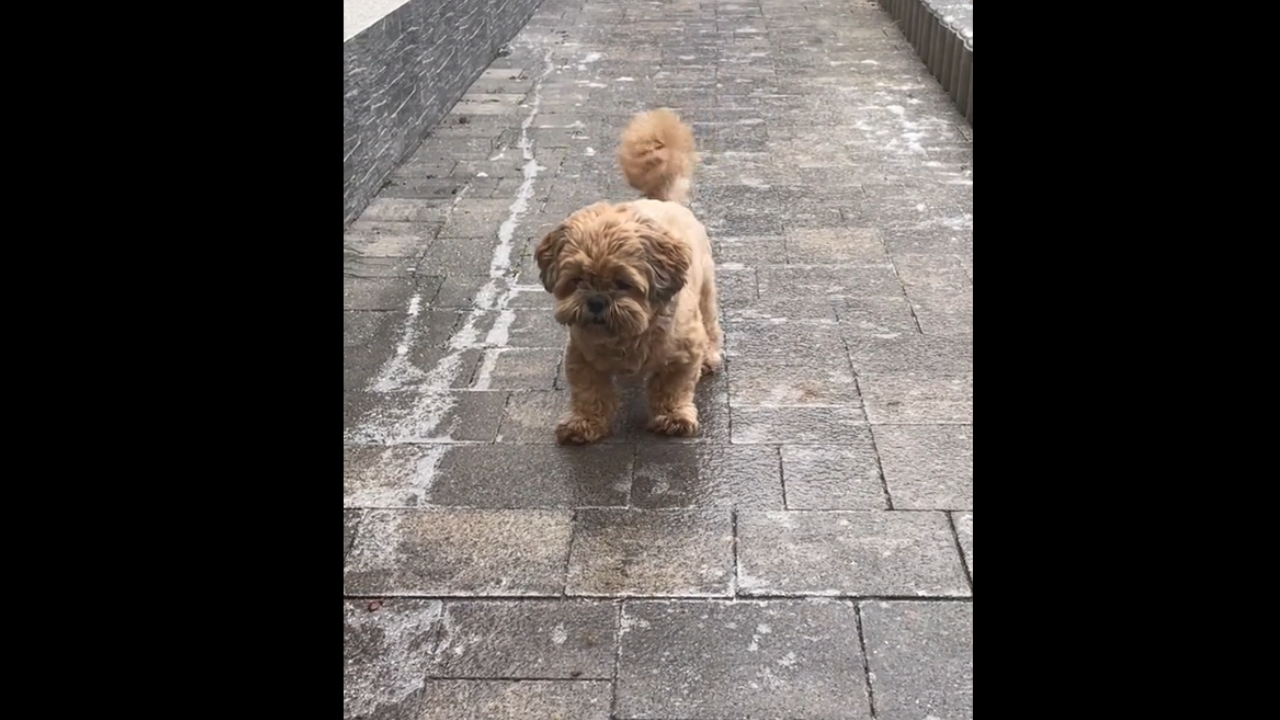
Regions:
[[566, 508, 734, 597], [873, 425, 973, 510], [833, 297, 921, 336], [361, 198, 453, 224], [343, 277, 422, 311], [859, 374, 973, 424], [860, 601, 973, 720], [782, 439, 887, 510], [345, 444, 451, 508], [428, 275, 491, 308], [786, 227, 890, 264], [706, 212, 785, 236], [736, 511, 970, 597], [430, 600, 618, 679], [953, 512, 972, 579], [379, 175, 470, 201], [757, 264, 902, 298], [616, 599, 871, 720], [712, 266, 759, 307], [344, 311, 401, 348], [343, 311, 465, 392], [731, 405, 867, 445], [388, 159, 456, 178], [345, 346, 389, 392], [693, 184, 781, 218], [883, 226, 973, 256], [773, 186, 863, 228], [344, 599, 444, 720], [894, 254, 974, 335], [417, 236, 508, 276], [344, 508, 572, 596], [698, 151, 773, 185], [721, 296, 840, 323], [843, 335, 973, 374], [435, 198, 517, 238], [472, 309, 568, 348], [622, 380, 734, 445], [428, 444, 632, 507], [343, 389, 504, 444], [497, 391, 602, 444], [891, 253, 970, 287], [723, 320, 845, 362], [344, 255, 422, 279], [417, 680, 611, 720], [712, 236, 786, 265], [471, 347, 562, 390], [859, 187, 971, 217], [631, 444, 784, 509], [345, 509, 363, 561], [729, 358, 859, 406]]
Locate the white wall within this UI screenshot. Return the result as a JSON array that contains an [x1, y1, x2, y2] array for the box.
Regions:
[[344, 0, 413, 41]]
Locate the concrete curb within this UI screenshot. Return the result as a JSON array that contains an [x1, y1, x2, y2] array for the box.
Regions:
[[877, 0, 972, 126]]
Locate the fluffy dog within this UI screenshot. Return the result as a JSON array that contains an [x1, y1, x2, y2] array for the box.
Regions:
[[535, 108, 723, 445]]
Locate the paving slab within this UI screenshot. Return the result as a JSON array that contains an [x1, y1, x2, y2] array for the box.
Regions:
[[616, 599, 871, 720], [860, 600, 974, 720], [872, 424, 973, 510], [417, 680, 612, 720], [630, 444, 784, 509], [859, 373, 973, 424], [344, 508, 573, 596], [782, 438, 888, 510], [344, 598, 443, 720], [737, 510, 970, 597], [430, 600, 618, 679], [567, 508, 735, 597]]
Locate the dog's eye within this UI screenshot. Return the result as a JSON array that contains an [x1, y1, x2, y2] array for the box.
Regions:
[[568, 277, 583, 288], [614, 280, 631, 291]]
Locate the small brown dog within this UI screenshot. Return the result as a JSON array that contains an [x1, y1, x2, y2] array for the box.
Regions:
[[535, 108, 723, 445]]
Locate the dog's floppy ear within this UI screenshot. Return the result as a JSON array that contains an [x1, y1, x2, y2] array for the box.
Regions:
[[534, 224, 568, 292], [636, 219, 692, 303]]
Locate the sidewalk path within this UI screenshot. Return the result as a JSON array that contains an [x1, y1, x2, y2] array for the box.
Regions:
[[345, 1, 972, 718]]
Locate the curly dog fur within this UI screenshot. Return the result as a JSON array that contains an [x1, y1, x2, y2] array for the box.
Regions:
[[535, 109, 723, 444]]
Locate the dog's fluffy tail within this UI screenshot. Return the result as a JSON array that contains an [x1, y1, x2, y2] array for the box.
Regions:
[[617, 108, 697, 205]]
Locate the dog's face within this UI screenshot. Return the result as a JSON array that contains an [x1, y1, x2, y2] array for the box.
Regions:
[[535, 202, 691, 337]]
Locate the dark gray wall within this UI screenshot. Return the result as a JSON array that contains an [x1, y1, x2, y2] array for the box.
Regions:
[[344, 0, 544, 227]]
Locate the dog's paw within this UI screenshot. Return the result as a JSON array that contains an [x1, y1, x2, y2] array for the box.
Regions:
[[700, 349, 723, 377], [555, 415, 611, 445], [648, 409, 699, 437]]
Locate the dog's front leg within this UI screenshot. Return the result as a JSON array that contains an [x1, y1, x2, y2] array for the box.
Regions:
[[556, 346, 617, 445], [646, 358, 702, 437]]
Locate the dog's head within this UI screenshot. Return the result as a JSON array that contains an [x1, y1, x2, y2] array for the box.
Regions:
[[534, 202, 691, 337]]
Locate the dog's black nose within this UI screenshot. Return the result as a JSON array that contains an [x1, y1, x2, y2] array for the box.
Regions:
[[586, 296, 607, 314]]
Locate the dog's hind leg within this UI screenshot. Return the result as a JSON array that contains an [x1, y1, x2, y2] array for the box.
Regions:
[[698, 265, 724, 376]]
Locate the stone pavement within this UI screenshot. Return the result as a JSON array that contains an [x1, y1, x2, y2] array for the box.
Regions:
[[344, 0, 972, 718]]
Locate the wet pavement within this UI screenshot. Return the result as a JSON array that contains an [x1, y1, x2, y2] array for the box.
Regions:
[[344, 0, 972, 718]]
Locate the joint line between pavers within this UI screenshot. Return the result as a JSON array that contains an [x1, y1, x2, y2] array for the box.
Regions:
[[854, 602, 880, 720], [947, 510, 973, 591], [867, 404, 896, 511], [610, 600, 624, 719]]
